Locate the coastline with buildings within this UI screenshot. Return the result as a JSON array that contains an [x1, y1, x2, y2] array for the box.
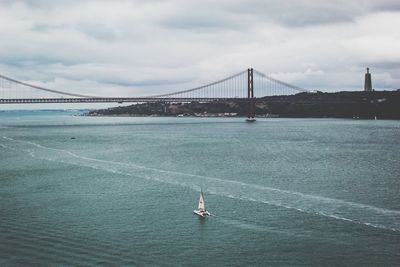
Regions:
[[86, 90, 400, 119]]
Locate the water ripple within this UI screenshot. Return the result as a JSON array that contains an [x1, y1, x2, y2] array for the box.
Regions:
[[2, 135, 400, 233]]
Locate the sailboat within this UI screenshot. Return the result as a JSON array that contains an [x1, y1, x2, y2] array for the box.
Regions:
[[193, 190, 211, 217]]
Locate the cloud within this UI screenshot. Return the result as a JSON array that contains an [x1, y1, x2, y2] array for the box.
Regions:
[[0, 0, 399, 102]]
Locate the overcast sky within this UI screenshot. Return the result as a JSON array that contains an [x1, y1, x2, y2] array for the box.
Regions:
[[0, 0, 400, 102]]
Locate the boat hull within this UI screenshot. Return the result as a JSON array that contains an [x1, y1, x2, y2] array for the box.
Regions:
[[193, 210, 210, 217]]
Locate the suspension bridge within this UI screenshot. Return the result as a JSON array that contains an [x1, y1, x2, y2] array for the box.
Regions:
[[0, 68, 309, 118]]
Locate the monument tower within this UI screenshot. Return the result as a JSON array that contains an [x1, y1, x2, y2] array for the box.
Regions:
[[364, 67, 372, 91]]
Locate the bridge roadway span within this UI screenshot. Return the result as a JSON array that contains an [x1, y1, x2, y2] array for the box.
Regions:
[[0, 97, 250, 104], [0, 97, 364, 104]]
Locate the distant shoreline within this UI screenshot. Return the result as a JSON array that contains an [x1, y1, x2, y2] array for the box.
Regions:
[[82, 114, 398, 120], [85, 90, 400, 120]]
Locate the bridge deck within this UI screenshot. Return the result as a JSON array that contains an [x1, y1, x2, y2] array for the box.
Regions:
[[0, 97, 249, 104]]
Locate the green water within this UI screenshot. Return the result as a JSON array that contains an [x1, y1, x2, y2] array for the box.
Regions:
[[1, 112, 399, 266]]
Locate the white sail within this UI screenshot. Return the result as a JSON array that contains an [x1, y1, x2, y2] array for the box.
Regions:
[[198, 191, 205, 211]]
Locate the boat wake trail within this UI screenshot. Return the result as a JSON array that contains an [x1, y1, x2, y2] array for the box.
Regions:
[[2, 136, 400, 232]]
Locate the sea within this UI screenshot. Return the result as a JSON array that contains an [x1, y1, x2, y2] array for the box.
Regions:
[[0, 111, 399, 266]]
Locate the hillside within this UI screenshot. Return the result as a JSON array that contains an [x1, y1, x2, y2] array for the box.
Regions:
[[87, 90, 400, 119]]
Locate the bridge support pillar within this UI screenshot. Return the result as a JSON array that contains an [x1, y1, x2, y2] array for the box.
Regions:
[[247, 68, 256, 120]]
